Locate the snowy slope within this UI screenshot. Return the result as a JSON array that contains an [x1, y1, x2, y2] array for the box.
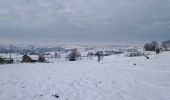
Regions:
[[0, 52, 170, 100]]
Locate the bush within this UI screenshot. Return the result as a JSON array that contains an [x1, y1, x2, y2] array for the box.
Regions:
[[87, 52, 95, 56], [38, 55, 46, 62], [126, 51, 146, 57], [68, 49, 81, 61]]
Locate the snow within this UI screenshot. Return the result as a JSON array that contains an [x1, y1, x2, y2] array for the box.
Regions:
[[0, 52, 170, 100]]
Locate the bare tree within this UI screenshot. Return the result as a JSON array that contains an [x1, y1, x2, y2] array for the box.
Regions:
[[9, 44, 13, 60], [54, 52, 61, 60], [144, 41, 159, 51], [96, 51, 104, 63]]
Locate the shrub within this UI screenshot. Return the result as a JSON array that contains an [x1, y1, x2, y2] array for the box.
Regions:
[[68, 49, 81, 61], [126, 51, 146, 57], [38, 55, 46, 62]]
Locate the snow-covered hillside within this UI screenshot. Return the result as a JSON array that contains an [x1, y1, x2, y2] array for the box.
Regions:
[[0, 52, 170, 100]]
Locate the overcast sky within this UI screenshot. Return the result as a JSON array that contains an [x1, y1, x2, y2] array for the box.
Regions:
[[0, 0, 170, 45]]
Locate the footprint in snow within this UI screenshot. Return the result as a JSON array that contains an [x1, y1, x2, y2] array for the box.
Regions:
[[134, 63, 136, 66], [52, 94, 60, 98], [98, 81, 102, 84]]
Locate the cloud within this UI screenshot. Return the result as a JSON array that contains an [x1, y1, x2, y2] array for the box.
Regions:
[[0, 0, 170, 45]]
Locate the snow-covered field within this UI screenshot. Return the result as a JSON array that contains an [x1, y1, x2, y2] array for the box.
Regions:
[[0, 52, 170, 100]]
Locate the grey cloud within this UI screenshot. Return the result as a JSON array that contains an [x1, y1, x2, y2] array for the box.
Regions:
[[0, 0, 170, 45]]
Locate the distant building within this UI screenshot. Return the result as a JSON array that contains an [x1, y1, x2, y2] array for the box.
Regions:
[[0, 57, 6, 64], [22, 55, 33, 63], [0, 57, 13, 64]]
